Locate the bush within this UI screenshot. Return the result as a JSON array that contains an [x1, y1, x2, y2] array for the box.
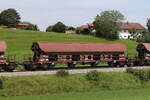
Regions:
[[75, 27, 84, 34], [56, 70, 69, 77], [126, 68, 137, 74], [85, 70, 100, 82], [126, 68, 150, 82]]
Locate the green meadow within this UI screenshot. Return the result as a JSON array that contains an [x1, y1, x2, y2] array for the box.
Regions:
[[0, 29, 144, 99], [0, 88, 150, 100], [0, 29, 137, 56]]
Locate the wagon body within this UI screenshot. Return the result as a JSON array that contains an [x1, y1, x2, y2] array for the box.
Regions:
[[23, 42, 127, 70], [136, 43, 150, 65], [0, 41, 17, 71]]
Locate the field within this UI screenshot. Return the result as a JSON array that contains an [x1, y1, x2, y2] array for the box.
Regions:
[[0, 29, 142, 98], [0, 88, 150, 100], [0, 29, 137, 56]]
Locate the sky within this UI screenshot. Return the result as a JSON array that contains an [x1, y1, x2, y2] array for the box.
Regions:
[[0, 0, 149, 31]]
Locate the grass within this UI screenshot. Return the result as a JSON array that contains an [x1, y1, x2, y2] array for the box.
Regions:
[[0, 88, 150, 100], [0, 72, 141, 96], [0, 29, 137, 56]]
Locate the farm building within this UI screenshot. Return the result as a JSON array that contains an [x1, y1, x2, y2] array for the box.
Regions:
[[118, 22, 145, 39], [79, 22, 145, 39]]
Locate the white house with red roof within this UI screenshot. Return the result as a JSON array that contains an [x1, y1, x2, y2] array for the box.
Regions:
[[79, 22, 145, 39], [118, 22, 145, 39]]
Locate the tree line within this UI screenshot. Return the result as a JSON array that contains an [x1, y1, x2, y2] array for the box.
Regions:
[[0, 8, 39, 31]]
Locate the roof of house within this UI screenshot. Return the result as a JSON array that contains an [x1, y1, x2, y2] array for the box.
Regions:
[[79, 23, 94, 29], [0, 41, 7, 52], [32, 42, 126, 53], [119, 22, 145, 30], [79, 25, 89, 29], [18, 22, 30, 26]]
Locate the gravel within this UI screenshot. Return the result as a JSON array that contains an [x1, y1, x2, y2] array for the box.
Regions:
[[0, 66, 150, 77]]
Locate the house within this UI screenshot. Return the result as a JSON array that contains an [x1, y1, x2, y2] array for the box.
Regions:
[[118, 22, 145, 39], [18, 22, 30, 27], [78, 23, 95, 34], [79, 22, 145, 39], [79, 23, 94, 31], [65, 26, 76, 34], [0, 22, 30, 29]]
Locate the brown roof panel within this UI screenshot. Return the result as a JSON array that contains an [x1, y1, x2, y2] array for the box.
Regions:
[[0, 41, 6, 52], [119, 22, 145, 30], [33, 42, 126, 53], [142, 43, 150, 51]]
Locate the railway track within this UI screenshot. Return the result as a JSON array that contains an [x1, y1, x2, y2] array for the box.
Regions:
[[0, 66, 150, 77]]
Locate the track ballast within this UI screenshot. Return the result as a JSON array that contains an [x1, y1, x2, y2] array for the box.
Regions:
[[0, 66, 150, 77]]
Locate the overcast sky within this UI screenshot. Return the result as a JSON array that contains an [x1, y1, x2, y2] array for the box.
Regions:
[[0, 0, 149, 31]]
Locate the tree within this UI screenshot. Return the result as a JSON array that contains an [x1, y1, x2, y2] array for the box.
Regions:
[[76, 27, 84, 34], [94, 10, 125, 39], [129, 28, 138, 39], [46, 25, 53, 32], [136, 29, 150, 43], [21, 24, 39, 31], [52, 22, 66, 33], [0, 8, 20, 27], [147, 18, 150, 32]]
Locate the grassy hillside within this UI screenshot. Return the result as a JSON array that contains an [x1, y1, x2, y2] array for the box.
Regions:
[[0, 29, 137, 56], [0, 72, 141, 96]]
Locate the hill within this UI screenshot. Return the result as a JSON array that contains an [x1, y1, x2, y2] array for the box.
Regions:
[[0, 29, 137, 56]]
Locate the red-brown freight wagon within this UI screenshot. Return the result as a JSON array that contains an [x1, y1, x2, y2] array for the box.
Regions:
[[23, 42, 127, 70], [136, 43, 150, 66], [0, 41, 17, 71]]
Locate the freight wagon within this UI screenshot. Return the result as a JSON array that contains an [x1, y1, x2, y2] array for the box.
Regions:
[[23, 42, 127, 70], [0, 41, 17, 71]]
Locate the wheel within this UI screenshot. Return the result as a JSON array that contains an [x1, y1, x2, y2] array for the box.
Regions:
[[67, 62, 76, 68], [0, 66, 3, 72], [139, 61, 144, 66], [4, 66, 15, 72], [90, 62, 97, 67], [30, 64, 37, 70], [119, 62, 125, 67], [41, 64, 49, 70], [24, 64, 37, 71], [24, 64, 31, 70], [108, 62, 115, 67], [4, 63, 16, 72]]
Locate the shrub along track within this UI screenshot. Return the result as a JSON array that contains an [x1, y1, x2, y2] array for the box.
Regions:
[[0, 66, 150, 77]]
